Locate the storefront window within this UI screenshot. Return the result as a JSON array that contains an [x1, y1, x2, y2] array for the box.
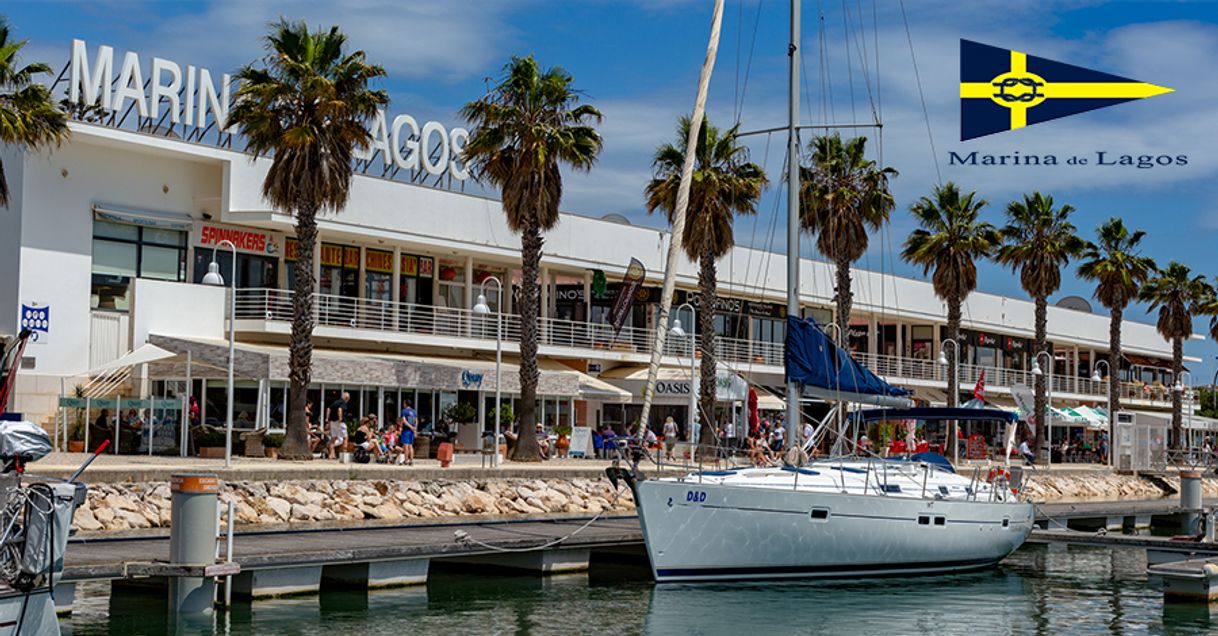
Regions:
[[364, 249, 394, 303], [848, 323, 869, 353], [399, 254, 435, 306], [191, 251, 278, 289], [319, 244, 359, 298], [91, 219, 187, 310], [437, 259, 466, 309], [473, 265, 507, 312], [751, 317, 785, 345], [804, 307, 833, 326], [910, 325, 934, 360]]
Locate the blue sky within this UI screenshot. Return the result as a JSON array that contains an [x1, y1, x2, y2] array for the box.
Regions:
[[6, 0, 1217, 381]]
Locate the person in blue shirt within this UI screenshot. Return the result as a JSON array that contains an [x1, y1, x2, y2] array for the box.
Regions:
[[399, 400, 418, 465]]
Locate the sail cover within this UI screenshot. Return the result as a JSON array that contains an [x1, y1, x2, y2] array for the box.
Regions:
[[784, 316, 911, 407]]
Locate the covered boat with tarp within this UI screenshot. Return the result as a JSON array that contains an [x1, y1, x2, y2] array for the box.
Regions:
[[0, 330, 97, 635], [784, 316, 913, 408]]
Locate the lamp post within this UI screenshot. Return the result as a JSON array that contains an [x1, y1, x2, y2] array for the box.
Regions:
[[472, 276, 503, 467], [669, 302, 697, 447], [936, 338, 962, 463], [201, 240, 237, 469], [1031, 350, 1054, 469], [1091, 359, 1114, 465], [1174, 370, 1195, 452]]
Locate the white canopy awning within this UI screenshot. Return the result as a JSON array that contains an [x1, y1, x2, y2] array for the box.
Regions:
[[87, 343, 176, 375]]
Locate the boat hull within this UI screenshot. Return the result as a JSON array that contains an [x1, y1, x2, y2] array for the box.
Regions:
[[634, 478, 1034, 583]]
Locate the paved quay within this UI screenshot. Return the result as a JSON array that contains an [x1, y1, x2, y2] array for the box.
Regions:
[[32, 452, 1124, 484], [30, 452, 670, 483]]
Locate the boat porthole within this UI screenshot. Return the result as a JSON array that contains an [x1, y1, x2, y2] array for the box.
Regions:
[[810, 508, 830, 521]]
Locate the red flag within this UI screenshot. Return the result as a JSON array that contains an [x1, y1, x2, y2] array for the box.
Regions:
[[973, 370, 986, 402]]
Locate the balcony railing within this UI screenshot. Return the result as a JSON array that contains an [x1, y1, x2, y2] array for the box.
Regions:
[[231, 288, 1163, 403]]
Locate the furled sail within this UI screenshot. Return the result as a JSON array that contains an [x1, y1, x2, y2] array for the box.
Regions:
[[784, 316, 912, 407]]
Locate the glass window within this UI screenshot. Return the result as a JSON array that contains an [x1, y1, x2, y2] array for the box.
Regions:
[[142, 245, 184, 281], [93, 220, 139, 240], [92, 240, 137, 277], [91, 219, 187, 310], [193, 252, 278, 289]]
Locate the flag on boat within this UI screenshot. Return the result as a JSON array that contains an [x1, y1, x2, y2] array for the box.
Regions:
[[973, 370, 986, 401]]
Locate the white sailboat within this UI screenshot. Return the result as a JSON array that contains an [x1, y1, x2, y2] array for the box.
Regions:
[[613, 0, 1034, 583]]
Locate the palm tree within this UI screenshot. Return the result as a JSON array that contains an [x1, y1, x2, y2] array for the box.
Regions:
[[901, 182, 999, 460], [996, 192, 1085, 458], [645, 116, 767, 448], [1076, 218, 1156, 452], [0, 17, 69, 207], [1139, 262, 1212, 450], [461, 56, 602, 462], [799, 134, 897, 342], [229, 20, 388, 459]]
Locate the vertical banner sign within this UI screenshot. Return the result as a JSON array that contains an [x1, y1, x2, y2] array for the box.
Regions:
[[608, 258, 646, 335], [1012, 383, 1035, 435]]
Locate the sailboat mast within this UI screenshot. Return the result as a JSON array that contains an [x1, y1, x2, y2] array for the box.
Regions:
[[785, 0, 802, 451]]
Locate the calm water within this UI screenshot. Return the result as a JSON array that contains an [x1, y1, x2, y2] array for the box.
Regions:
[[62, 544, 1217, 636]]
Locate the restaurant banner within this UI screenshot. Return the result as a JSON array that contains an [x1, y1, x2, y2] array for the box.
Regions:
[[608, 258, 646, 334], [194, 222, 283, 257]]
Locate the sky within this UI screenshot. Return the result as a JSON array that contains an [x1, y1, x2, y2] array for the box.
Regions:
[[6, 0, 1217, 382]]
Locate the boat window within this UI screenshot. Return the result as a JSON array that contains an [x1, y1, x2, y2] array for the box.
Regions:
[[810, 508, 830, 521], [881, 484, 901, 493], [937, 486, 949, 496], [934, 516, 946, 526], [1002, 518, 1010, 528], [917, 515, 930, 525]]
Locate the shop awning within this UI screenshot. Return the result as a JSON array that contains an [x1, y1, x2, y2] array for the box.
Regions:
[[539, 361, 632, 403], [93, 203, 194, 231], [599, 363, 749, 402], [1124, 354, 1180, 371], [87, 343, 176, 375], [146, 335, 581, 396], [753, 386, 786, 411]]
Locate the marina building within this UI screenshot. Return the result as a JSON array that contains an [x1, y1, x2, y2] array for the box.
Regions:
[[0, 38, 1203, 451]]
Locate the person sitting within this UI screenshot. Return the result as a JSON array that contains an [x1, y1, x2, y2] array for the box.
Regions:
[[535, 423, 550, 459], [1019, 437, 1036, 466], [352, 417, 382, 461], [502, 423, 518, 457], [747, 432, 773, 466]]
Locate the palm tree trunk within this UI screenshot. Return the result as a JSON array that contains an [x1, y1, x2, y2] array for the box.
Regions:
[[1108, 306, 1122, 464], [510, 216, 543, 462], [834, 254, 853, 346], [282, 204, 318, 460], [946, 295, 961, 462], [1171, 336, 1183, 451], [1033, 295, 1048, 460], [698, 250, 718, 450]]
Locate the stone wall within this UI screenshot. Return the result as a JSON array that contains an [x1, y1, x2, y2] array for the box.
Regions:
[[1022, 473, 1218, 502], [71, 477, 634, 533]]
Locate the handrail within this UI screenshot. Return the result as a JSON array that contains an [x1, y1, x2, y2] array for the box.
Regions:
[[230, 287, 1171, 404]]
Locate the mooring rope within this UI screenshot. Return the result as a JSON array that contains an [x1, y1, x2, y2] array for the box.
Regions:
[[452, 484, 627, 553]]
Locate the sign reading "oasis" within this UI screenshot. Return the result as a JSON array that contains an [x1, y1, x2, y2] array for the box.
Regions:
[[67, 39, 470, 181]]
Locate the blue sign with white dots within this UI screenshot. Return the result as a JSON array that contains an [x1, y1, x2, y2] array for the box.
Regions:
[[19, 304, 49, 344]]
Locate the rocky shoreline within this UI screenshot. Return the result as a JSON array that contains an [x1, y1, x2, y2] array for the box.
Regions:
[[72, 477, 634, 533], [69, 473, 1218, 533]]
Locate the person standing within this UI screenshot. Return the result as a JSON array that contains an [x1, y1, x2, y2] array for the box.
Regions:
[[399, 399, 417, 466], [327, 392, 349, 459], [662, 416, 679, 461]]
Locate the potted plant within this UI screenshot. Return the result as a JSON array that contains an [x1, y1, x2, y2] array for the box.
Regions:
[[67, 384, 87, 452], [554, 424, 572, 456], [196, 430, 228, 459], [263, 433, 284, 459]]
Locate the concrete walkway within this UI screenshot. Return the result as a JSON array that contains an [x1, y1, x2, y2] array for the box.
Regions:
[[30, 450, 1128, 484], [28, 452, 669, 483]]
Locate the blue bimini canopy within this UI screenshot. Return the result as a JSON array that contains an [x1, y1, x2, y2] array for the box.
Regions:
[[784, 316, 911, 407], [849, 407, 1019, 424]]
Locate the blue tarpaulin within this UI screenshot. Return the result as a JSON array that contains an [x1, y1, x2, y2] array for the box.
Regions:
[[784, 316, 910, 404]]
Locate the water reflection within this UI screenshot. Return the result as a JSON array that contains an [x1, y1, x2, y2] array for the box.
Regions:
[[61, 545, 1216, 636]]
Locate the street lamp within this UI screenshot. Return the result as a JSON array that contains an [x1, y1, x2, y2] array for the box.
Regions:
[[1093, 359, 1114, 465], [937, 338, 962, 463], [201, 239, 237, 469], [669, 302, 697, 447], [473, 276, 503, 467], [1031, 350, 1054, 468], [1174, 370, 1194, 451]]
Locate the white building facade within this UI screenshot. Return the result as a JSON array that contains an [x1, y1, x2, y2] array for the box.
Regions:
[[0, 38, 1200, 451]]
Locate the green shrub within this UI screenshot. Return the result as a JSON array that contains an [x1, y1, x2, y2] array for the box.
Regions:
[[263, 433, 284, 449], [195, 430, 228, 448]]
